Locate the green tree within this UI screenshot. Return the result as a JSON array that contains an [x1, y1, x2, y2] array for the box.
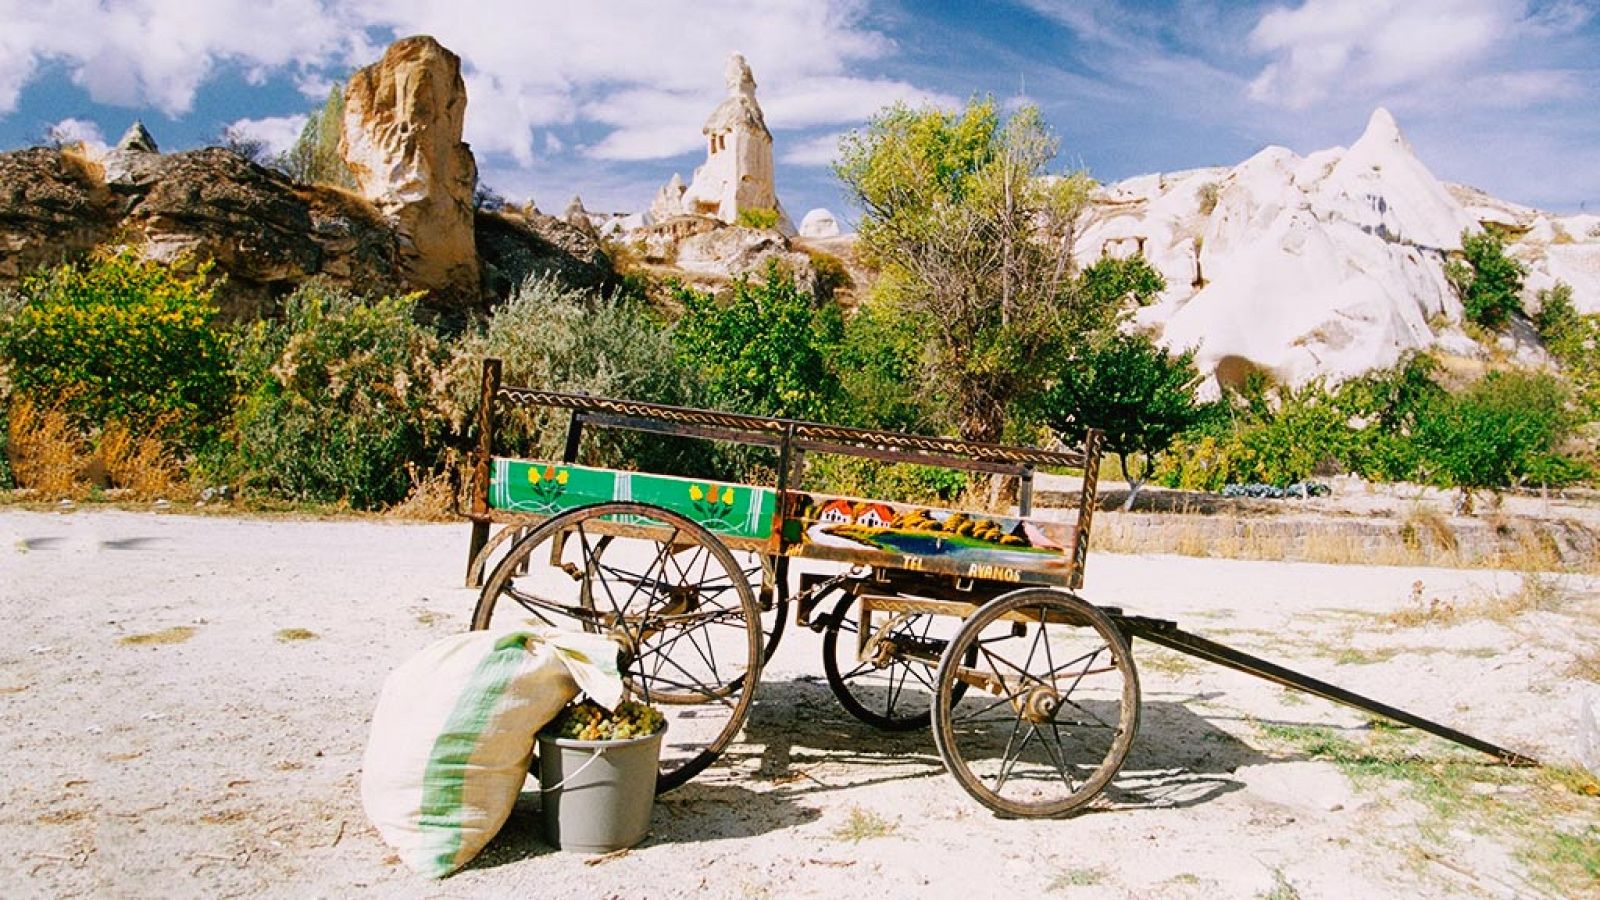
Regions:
[[1413, 369, 1577, 511], [0, 249, 230, 446], [835, 98, 1098, 443], [1534, 281, 1600, 415], [1446, 230, 1525, 331], [673, 264, 844, 422], [278, 83, 355, 188], [1034, 331, 1204, 509]]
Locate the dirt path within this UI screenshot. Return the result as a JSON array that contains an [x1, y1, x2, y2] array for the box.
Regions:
[[2, 509, 1595, 898]]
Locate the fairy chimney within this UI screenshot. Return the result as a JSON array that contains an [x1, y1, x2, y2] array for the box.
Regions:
[[680, 54, 787, 230], [339, 35, 479, 304]]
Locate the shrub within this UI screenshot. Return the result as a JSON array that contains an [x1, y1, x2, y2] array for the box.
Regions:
[[801, 455, 969, 506], [227, 282, 444, 508], [1197, 181, 1221, 216], [0, 249, 230, 447], [1156, 376, 1350, 489], [735, 207, 781, 230], [1446, 230, 1526, 331], [451, 274, 706, 475], [1413, 370, 1580, 501], [1535, 281, 1600, 415]]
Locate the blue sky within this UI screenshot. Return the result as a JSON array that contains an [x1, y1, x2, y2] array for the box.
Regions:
[[3, 1, 1597, 223]]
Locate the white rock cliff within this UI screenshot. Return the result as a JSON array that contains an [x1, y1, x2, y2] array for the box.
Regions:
[[1077, 108, 1598, 389]]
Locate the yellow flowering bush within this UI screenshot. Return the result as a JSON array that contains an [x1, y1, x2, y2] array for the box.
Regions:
[[0, 249, 230, 447]]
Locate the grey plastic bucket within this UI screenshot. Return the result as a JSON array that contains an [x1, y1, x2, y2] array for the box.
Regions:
[[537, 725, 664, 853]]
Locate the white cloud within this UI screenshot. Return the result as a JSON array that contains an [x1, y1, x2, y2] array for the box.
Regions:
[[46, 117, 105, 150], [782, 131, 848, 167], [1246, 0, 1522, 109], [0, 0, 920, 170], [222, 114, 309, 157]]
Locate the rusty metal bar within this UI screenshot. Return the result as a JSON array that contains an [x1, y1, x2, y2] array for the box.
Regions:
[[1069, 428, 1103, 590], [494, 384, 1090, 470], [1116, 615, 1540, 766]]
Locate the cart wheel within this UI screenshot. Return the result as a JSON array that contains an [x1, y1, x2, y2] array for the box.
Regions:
[[472, 502, 762, 792], [931, 588, 1139, 817], [822, 593, 975, 731]]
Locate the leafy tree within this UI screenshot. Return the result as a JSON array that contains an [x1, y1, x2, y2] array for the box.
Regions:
[[1413, 369, 1578, 511], [836, 98, 1098, 443], [0, 249, 230, 447], [278, 83, 355, 188], [1034, 330, 1204, 509], [1446, 230, 1525, 330], [673, 264, 844, 422]]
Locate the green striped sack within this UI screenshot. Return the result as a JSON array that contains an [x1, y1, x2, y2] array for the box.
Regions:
[[360, 628, 622, 877]]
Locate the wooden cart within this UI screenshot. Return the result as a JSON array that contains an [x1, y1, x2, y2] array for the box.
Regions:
[[463, 359, 1535, 817]]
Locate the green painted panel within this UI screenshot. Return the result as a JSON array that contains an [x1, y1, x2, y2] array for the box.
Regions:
[[489, 459, 777, 541]]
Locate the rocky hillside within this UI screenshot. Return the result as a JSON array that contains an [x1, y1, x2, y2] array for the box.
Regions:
[[1076, 109, 1600, 390], [0, 38, 611, 320]]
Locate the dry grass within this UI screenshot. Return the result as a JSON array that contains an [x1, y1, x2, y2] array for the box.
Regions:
[[829, 806, 897, 842], [1567, 647, 1600, 683], [120, 626, 196, 646], [1385, 573, 1575, 628], [274, 628, 318, 642], [7, 399, 91, 499], [96, 421, 188, 500], [385, 454, 467, 522]]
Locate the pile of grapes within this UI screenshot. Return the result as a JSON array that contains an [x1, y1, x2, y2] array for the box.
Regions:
[[547, 700, 665, 741]]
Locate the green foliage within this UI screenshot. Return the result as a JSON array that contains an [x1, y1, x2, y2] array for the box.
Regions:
[[1336, 354, 1448, 481], [0, 290, 16, 488], [832, 291, 931, 432], [460, 274, 706, 475], [278, 83, 354, 188], [1156, 375, 1351, 490], [1413, 370, 1580, 492], [836, 97, 1099, 443], [0, 249, 230, 446], [227, 282, 443, 507], [801, 455, 969, 506], [735, 207, 781, 230], [1446, 230, 1526, 330], [1033, 330, 1202, 492], [673, 264, 845, 422], [1535, 281, 1600, 414], [1076, 256, 1165, 314]]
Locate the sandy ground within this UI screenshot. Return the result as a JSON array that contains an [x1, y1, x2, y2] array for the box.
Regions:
[[2, 508, 1597, 899]]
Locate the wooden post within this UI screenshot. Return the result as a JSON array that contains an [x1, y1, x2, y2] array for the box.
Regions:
[[1018, 464, 1035, 517], [1069, 429, 1103, 590], [465, 358, 502, 586]]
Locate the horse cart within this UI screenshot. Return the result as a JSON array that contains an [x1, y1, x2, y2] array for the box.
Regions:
[[462, 359, 1536, 818]]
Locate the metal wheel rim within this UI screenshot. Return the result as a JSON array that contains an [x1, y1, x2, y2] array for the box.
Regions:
[[822, 592, 974, 732], [931, 588, 1140, 817], [472, 502, 762, 792]]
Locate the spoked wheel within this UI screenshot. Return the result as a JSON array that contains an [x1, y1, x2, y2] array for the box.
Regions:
[[932, 588, 1139, 817], [471, 502, 762, 792], [822, 593, 975, 731]]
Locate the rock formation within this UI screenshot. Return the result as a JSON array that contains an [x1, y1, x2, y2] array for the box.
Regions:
[[650, 173, 687, 222], [799, 208, 840, 239], [677, 54, 790, 232], [0, 148, 114, 282], [340, 35, 479, 305], [1075, 108, 1599, 390]]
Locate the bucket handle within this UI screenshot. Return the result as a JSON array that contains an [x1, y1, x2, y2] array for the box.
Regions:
[[540, 746, 607, 793]]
